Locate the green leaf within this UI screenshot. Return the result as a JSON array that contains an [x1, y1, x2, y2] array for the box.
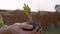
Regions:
[[0, 15, 4, 28], [23, 4, 31, 16]]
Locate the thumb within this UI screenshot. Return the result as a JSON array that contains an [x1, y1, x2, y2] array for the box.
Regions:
[[21, 23, 33, 29]]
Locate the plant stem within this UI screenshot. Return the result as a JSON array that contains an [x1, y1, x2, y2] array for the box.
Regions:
[[27, 15, 33, 23]]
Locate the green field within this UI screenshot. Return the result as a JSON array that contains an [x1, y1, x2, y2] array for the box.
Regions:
[[43, 27, 60, 34]]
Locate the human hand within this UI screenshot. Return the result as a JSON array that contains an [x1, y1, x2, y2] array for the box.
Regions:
[[0, 22, 42, 34], [10, 22, 42, 34]]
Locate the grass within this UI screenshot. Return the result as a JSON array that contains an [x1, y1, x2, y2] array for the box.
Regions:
[[43, 27, 60, 34]]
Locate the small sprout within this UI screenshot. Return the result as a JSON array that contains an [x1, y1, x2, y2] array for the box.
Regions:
[[23, 4, 32, 23], [23, 4, 31, 16], [23, 4, 40, 31]]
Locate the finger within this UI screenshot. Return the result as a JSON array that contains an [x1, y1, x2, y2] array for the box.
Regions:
[[36, 25, 42, 32], [11, 23, 22, 29], [36, 28, 43, 34], [13, 23, 21, 26], [21, 23, 33, 29], [13, 23, 33, 29], [12, 23, 21, 27], [11, 22, 32, 29], [24, 26, 39, 34], [30, 26, 39, 33]]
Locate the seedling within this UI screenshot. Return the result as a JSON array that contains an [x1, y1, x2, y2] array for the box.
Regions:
[[23, 4, 41, 31], [23, 4, 32, 23]]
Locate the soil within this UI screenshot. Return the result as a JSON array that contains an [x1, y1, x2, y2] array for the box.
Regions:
[[23, 21, 41, 32]]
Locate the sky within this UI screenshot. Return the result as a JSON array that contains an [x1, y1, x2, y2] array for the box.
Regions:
[[0, 0, 60, 12]]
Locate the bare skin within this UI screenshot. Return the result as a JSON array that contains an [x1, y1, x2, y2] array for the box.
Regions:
[[0, 22, 42, 34]]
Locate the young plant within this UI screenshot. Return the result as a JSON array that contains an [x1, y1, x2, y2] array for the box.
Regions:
[[23, 4, 40, 31], [23, 4, 32, 23]]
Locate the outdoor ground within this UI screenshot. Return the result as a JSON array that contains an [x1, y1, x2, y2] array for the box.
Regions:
[[43, 27, 60, 34]]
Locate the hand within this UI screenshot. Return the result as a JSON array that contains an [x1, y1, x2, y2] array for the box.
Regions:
[[0, 22, 42, 34], [10, 22, 42, 34]]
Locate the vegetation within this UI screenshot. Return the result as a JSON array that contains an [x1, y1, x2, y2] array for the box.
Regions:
[[0, 15, 5, 28], [23, 4, 32, 23]]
